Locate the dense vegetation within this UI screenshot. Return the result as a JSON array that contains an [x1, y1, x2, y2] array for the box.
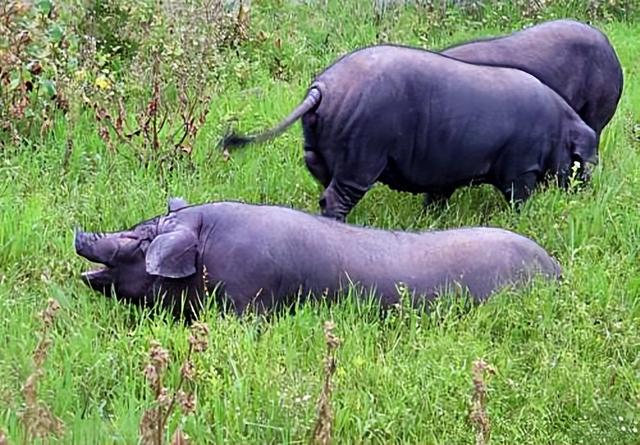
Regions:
[[1, 0, 639, 443]]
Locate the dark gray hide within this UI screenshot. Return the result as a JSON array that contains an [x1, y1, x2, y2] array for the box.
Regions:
[[432, 19, 623, 204], [75, 198, 561, 320], [442, 19, 623, 140], [222, 44, 598, 221]]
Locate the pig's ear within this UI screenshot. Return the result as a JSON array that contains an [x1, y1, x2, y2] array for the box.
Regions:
[[168, 197, 189, 213], [570, 124, 599, 165], [145, 230, 198, 278]]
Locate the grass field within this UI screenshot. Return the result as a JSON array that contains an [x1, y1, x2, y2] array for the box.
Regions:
[[1, 1, 639, 443]]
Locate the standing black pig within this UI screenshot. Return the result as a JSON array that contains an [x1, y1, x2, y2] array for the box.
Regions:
[[223, 44, 597, 221], [442, 19, 623, 144], [433, 19, 623, 203]]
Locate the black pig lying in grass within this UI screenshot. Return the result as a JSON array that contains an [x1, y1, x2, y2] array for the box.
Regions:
[[75, 198, 561, 320], [222, 43, 598, 221]]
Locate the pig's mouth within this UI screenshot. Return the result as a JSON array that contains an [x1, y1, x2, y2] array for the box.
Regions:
[[81, 266, 110, 280], [74, 230, 117, 284], [79, 263, 114, 291]]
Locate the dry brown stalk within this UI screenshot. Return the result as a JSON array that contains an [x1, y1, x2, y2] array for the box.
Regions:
[[170, 427, 190, 445], [139, 322, 209, 445], [189, 322, 210, 353], [311, 321, 341, 445], [20, 298, 65, 440], [139, 407, 161, 445], [469, 359, 497, 445], [235, 0, 250, 42]]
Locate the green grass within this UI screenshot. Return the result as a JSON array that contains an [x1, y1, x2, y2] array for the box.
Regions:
[[1, 2, 640, 444]]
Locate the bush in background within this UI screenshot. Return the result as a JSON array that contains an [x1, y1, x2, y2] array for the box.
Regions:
[[0, 1, 77, 145], [0, 0, 636, 150]]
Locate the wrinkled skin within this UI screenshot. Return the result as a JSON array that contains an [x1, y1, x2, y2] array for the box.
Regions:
[[303, 44, 598, 221], [76, 198, 562, 320], [442, 19, 623, 142]]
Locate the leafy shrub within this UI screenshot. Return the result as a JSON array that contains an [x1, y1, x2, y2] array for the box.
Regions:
[[80, 0, 250, 165], [0, 0, 636, 150], [0, 1, 77, 145], [73, 0, 156, 61]]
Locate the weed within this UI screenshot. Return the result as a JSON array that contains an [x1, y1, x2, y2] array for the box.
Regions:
[[79, 0, 252, 169], [19, 298, 64, 441], [0, 1, 75, 144], [470, 359, 497, 445], [311, 321, 341, 445], [139, 322, 209, 445]]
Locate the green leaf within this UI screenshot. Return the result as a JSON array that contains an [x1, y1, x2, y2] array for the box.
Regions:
[[36, 0, 53, 15], [9, 75, 22, 92], [40, 79, 57, 98], [49, 25, 64, 43]]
